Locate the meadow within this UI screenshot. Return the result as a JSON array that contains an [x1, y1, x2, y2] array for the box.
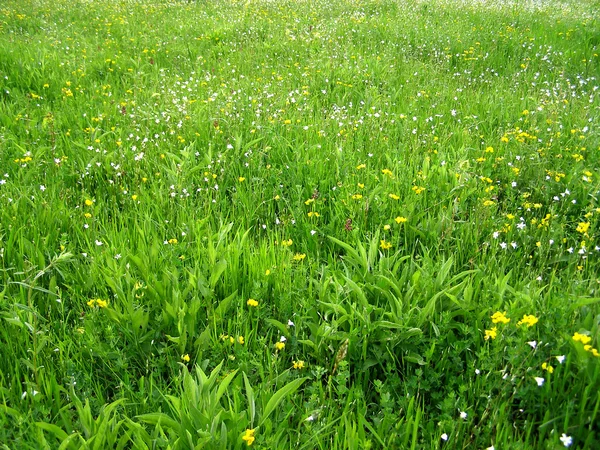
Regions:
[[0, 0, 599, 447]]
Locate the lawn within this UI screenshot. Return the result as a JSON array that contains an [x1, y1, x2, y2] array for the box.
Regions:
[[0, 0, 599, 448]]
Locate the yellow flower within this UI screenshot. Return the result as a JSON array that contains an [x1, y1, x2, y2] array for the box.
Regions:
[[293, 253, 306, 261], [182, 354, 190, 362], [265, 269, 271, 276], [85, 199, 94, 206], [381, 169, 394, 177], [379, 240, 392, 250], [491, 311, 510, 324], [293, 360, 305, 369], [517, 314, 538, 327], [132, 194, 138, 201], [542, 362, 554, 373], [395, 216, 407, 224], [356, 164, 366, 170], [237, 336, 245, 345], [281, 239, 293, 247], [84, 213, 92, 218], [168, 238, 178, 244], [383, 224, 391, 231], [573, 332, 592, 345], [86, 299, 96, 307], [412, 186, 425, 194], [388, 193, 400, 200], [484, 327, 497, 340], [307, 211, 320, 217], [352, 194, 363, 200], [576, 222, 590, 234], [238, 177, 246, 182], [247, 299, 259, 307], [483, 200, 495, 207], [95, 299, 109, 308], [275, 342, 285, 351], [242, 429, 255, 446]]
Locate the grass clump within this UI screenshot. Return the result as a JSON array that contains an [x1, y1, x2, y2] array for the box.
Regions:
[[0, 0, 599, 448]]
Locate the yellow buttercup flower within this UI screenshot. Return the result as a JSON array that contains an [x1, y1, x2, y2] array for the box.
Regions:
[[247, 299, 259, 307], [573, 332, 591, 345], [242, 429, 255, 446], [491, 311, 510, 324], [182, 354, 190, 362], [275, 342, 285, 351], [517, 314, 538, 327], [484, 327, 497, 340]]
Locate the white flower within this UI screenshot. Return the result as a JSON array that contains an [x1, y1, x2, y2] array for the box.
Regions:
[[459, 411, 467, 419], [441, 433, 448, 441], [560, 433, 573, 447], [475, 369, 480, 375], [279, 336, 287, 342], [306, 415, 315, 422], [527, 341, 537, 349], [114, 254, 121, 259], [500, 242, 507, 249], [40, 185, 46, 191], [534, 377, 545, 386], [487, 446, 495, 450], [288, 320, 295, 327], [95, 240, 103, 246], [310, 230, 317, 235], [556, 355, 566, 364], [511, 242, 517, 249]]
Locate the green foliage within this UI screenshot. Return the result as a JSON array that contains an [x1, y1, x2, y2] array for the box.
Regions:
[[0, 0, 599, 448]]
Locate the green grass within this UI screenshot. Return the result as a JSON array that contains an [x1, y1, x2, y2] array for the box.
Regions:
[[0, 0, 599, 447]]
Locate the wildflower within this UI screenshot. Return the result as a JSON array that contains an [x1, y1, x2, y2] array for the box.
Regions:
[[534, 377, 545, 386], [576, 222, 590, 234], [542, 362, 554, 374], [288, 319, 295, 327], [167, 238, 178, 244], [459, 411, 467, 419], [381, 169, 394, 177], [86, 299, 96, 307], [85, 199, 94, 206], [281, 239, 293, 247], [491, 311, 510, 324], [380, 240, 392, 250], [441, 433, 448, 441], [265, 269, 271, 276], [293, 253, 306, 261], [560, 434, 573, 447], [395, 216, 407, 224], [484, 327, 497, 340], [517, 314, 538, 327], [556, 355, 566, 364], [388, 193, 400, 200], [238, 177, 246, 182], [412, 186, 425, 194], [237, 336, 245, 345], [182, 354, 190, 362], [293, 360, 305, 369], [572, 332, 591, 345], [351, 193, 363, 200], [247, 299, 259, 307], [132, 194, 138, 201], [483, 200, 495, 206], [275, 342, 285, 351], [527, 341, 537, 349], [242, 428, 255, 446], [95, 299, 108, 308]]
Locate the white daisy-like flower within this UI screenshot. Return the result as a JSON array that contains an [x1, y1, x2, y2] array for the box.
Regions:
[[534, 377, 545, 386]]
